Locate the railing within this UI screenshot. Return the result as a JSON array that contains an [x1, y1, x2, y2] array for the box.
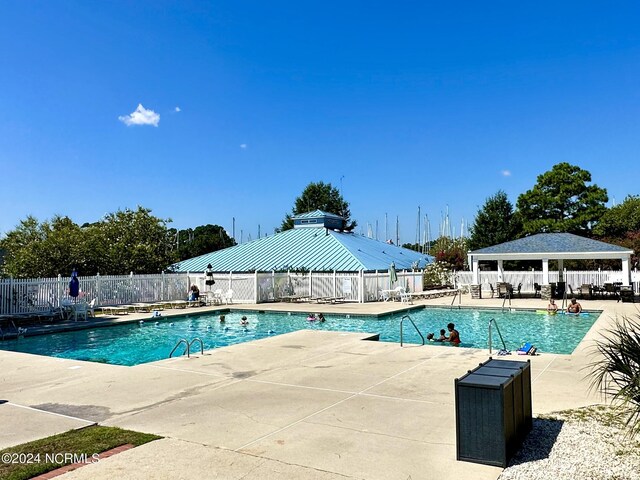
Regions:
[[450, 289, 461, 309], [488, 318, 507, 354], [501, 292, 511, 312], [170, 337, 205, 358], [189, 338, 204, 356], [456, 269, 640, 296], [400, 314, 425, 347], [0, 269, 428, 315], [169, 339, 190, 358]]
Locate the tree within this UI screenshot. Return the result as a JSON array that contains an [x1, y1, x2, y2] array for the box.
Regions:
[[431, 236, 468, 270], [468, 191, 521, 251], [93, 207, 176, 274], [0, 207, 177, 277], [593, 196, 640, 238], [516, 163, 608, 235], [589, 196, 640, 269], [280, 181, 356, 231], [0, 215, 87, 278], [172, 224, 236, 261]]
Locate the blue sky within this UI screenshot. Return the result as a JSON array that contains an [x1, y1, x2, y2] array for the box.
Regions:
[[1, 1, 639, 245]]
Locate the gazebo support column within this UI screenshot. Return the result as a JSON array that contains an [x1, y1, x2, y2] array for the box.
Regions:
[[497, 260, 504, 282], [541, 258, 552, 299], [622, 257, 630, 286], [470, 258, 481, 299], [558, 259, 564, 281]]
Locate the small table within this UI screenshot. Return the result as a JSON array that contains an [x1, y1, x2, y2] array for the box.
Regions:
[[381, 289, 398, 301]]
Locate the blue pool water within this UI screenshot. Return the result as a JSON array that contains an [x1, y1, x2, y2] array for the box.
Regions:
[[0, 308, 598, 366]]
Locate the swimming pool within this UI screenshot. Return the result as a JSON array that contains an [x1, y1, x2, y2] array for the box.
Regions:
[[0, 308, 599, 366]]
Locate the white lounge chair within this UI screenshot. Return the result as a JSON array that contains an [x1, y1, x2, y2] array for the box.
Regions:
[[87, 298, 97, 317], [223, 289, 233, 304], [398, 287, 412, 304]]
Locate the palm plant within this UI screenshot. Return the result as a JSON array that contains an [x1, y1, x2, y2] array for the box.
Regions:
[[589, 315, 640, 438]]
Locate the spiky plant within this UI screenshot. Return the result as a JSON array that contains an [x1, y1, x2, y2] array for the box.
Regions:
[[589, 315, 640, 438]]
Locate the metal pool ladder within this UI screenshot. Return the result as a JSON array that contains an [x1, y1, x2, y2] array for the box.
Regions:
[[450, 289, 462, 309], [400, 315, 425, 347], [488, 318, 507, 354], [501, 292, 512, 311], [169, 337, 204, 358]]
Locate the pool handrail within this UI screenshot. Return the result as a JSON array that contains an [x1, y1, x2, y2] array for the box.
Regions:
[[170, 338, 190, 358], [189, 337, 204, 356], [488, 318, 507, 354], [501, 292, 511, 312], [400, 314, 425, 347], [450, 289, 461, 309]]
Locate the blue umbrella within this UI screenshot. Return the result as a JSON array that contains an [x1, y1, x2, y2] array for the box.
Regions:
[[69, 269, 80, 298]]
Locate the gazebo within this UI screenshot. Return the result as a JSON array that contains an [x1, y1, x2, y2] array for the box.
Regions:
[[468, 233, 634, 298]]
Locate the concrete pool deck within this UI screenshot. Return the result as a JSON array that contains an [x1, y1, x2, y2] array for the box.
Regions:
[[1, 295, 638, 479]]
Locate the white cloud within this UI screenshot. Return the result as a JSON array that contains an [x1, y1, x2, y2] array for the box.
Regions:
[[240, 144, 247, 149], [118, 104, 160, 127], [174, 106, 181, 112], [501, 170, 511, 177]]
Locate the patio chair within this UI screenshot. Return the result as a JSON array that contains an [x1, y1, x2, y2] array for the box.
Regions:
[[73, 302, 88, 322], [223, 289, 234, 304], [533, 283, 541, 298], [398, 287, 412, 304], [46, 302, 64, 321], [567, 285, 575, 298], [579, 284, 591, 299], [497, 283, 509, 298], [87, 298, 97, 317]]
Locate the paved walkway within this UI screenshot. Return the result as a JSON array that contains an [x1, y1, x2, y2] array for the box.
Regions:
[[1, 294, 637, 479]]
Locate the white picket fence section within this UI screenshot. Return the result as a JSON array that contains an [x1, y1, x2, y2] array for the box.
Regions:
[[455, 270, 640, 296], [0, 270, 426, 316], [2, 268, 637, 316]]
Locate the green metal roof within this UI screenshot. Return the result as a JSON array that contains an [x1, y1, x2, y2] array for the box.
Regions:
[[172, 228, 433, 272]]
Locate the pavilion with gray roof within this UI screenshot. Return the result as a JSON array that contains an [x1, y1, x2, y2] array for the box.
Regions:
[[468, 233, 634, 293]]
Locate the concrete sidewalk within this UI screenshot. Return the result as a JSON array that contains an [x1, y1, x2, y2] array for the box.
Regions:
[[1, 295, 636, 479]]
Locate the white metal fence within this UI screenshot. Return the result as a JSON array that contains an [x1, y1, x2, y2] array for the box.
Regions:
[[0, 270, 426, 316], [455, 270, 640, 295]]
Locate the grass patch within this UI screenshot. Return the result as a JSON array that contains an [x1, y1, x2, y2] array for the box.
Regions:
[[0, 425, 160, 480]]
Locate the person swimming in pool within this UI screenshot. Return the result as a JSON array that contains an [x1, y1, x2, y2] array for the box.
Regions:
[[547, 299, 558, 314], [219, 314, 226, 323], [240, 315, 249, 325], [318, 313, 326, 323], [436, 329, 447, 342], [445, 323, 460, 345], [567, 298, 582, 314]]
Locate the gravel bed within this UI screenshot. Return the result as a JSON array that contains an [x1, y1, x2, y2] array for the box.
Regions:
[[499, 405, 640, 480]]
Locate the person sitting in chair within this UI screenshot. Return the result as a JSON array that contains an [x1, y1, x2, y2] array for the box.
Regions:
[[188, 285, 200, 301]]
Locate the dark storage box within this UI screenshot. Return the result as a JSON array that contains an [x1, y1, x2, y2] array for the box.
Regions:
[[455, 358, 532, 467], [479, 358, 532, 435], [455, 373, 516, 467]]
